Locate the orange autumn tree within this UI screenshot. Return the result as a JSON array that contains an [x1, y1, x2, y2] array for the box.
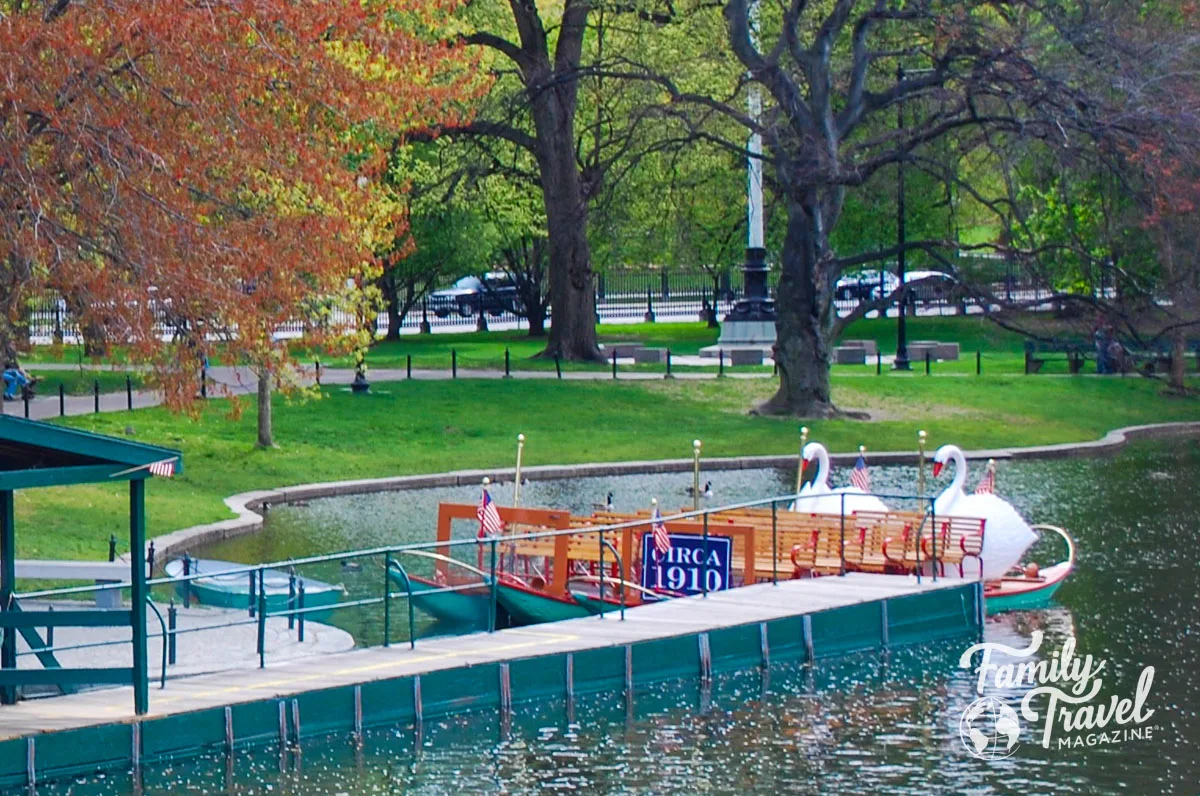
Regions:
[[0, 0, 481, 444]]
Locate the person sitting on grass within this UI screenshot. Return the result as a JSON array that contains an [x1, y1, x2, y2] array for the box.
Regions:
[[2, 363, 35, 400]]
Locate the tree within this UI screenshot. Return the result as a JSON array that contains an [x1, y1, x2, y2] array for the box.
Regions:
[[701, 0, 1089, 415], [0, 0, 478, 441]]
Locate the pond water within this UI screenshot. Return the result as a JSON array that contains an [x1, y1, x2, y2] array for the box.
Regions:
[[51, 440, 1200, 793]]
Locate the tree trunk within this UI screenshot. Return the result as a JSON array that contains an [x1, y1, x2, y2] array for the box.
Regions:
[[756, 195, 839, 417], [1170, 327, 1187, 392], [256, 368, 274, 448], [527, 305, 547, 337], [379, 275, 402, 342], [531, 92, 601, 361]]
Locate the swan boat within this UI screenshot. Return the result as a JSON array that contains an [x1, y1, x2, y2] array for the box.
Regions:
[[982, 524, 1076, 614]]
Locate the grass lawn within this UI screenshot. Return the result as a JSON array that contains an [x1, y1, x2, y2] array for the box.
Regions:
[[12, 373, 1197, 562], [26, 369, 146, 396]]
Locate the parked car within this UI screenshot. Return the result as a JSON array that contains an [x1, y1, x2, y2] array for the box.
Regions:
[[903, 270, 959, 303], [428, 273, 524, 318], [835, 270, 900, 301]]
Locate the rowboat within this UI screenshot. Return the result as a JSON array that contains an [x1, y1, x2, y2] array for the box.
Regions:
[[163, 557, 343, 619], [984, 525, 1076, 615], [386, 552, 509, 628]]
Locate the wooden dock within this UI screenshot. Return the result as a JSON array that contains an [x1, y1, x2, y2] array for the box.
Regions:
[[0, 573, 982, 789]]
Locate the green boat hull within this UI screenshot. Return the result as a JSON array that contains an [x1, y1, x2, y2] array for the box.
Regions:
[[569, 591, 628, 617], [389, 570, 497, 628], [176, 579, 340, 620], [496, 583, 591, 625], [986, 580, 1064, 615]]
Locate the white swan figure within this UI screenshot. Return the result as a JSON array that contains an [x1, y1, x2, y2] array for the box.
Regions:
[[790, 442, 889, 515], [932, 445, 1037, 580]]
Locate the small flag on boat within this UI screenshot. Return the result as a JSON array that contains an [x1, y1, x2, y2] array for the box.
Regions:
[[850, 449, 870, 492], [651, 506, 671, 556], [975, 460, 996, 495], [147, 458, 176, 478], [477, 488, 505, 537]]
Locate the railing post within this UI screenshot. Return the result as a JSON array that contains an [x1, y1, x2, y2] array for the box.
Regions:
[[146, 541, 155, 579], [611, 350, 617, 379], [554, 355, 562, 379], [702, 512, 710, 598], [297, 581, 306, 643], [126, 375, 133, 410], [925, 350, 931, 375], [167, 600, 177, 666], [665, 348, 673, 379], [451, 348, 457, 378], [287, 574, 296, 631], [248, 571, 257, 618], [488, 538, 499, 633], [718, 349, 725, 378], [200, 366, 207, 399], [976, 349, 982, 376], [877, 351, 882, 375], [256, 568, 267, 668], [504, 348, 511, 378], [771, 501, 779, 585], [46, 605, 54, 648], [598, 534, 606, 619], [58, 383, 65, 416], [383, 554, 392, 647], [182, 555, 192, 608], [406, 354, 412, 380], [108, 534, 117, 562], [22, 393, 28, 419], [930, 500, 938, 583], [644, 288, 655, 323], [314, 359, 321, 386], [839, 493, 847, 576], [93, 379, 99, 413]]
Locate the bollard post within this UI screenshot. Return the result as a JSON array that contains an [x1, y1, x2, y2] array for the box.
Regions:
[[297, 581, 306, 643], [126, 375, 133, 410], [504, 348, 511, 378], [665, 349, 673, 379], [167, 601, 177, 665], [554, 355, 562, 379], [406, 354, 412, 380], [314, 359, 321, 386], [22, 393, 28, 419], [93, 379, 100, 413], [200, 366, 207, 399], [59, 383, 65, 416], [976, 349, 982, 376], [451, 349, 457, 379], [147, 541, 155, 578], [611, 350, 617, 379], [877, 350, 882, 375], [925, 350, 931, 375], [46, 605, 54, 648], [108, 534, 117, 562], [256, 570, 267, 668], [718, 349, 725, 378], [644, 289, 655, 323]]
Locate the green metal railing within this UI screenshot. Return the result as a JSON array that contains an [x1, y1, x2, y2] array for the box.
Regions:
[[10, 489, 945, 694]]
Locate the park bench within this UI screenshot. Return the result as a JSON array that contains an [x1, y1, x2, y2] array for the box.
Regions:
[[1023, 339, 1092, 374]]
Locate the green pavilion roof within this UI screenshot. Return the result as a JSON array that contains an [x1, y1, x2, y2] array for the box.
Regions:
[[0, 415, 183, 490]]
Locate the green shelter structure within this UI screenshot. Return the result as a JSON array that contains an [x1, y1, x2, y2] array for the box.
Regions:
[[0, 415, 182, 715]]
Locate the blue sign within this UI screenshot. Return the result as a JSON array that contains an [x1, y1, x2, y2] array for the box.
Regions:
[[640, 534, 732, 596]]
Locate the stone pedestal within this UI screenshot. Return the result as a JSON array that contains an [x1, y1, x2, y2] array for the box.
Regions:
[[700, 247, 776, 359]]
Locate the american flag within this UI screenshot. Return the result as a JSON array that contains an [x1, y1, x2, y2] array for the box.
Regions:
[[850, 452, 870, 491], [477, 488, 505, 537], [975, 462, 996, 495], [147, 458, 175, 478], [651, 507, 671, 556]]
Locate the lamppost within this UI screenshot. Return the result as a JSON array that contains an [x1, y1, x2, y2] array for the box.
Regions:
[[893, 64, 911, 371]]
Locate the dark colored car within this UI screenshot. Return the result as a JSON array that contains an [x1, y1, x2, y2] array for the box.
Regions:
[[428, 273, 524, 318]]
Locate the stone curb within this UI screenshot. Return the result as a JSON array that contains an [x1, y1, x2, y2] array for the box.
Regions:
[[151, 421, 1200, 560]]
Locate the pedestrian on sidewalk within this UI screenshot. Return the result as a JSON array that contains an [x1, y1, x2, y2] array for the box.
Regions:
[[2, 363, 34, 400]]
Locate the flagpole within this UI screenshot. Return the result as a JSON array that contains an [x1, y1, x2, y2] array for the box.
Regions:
[[692, 440, 702, 512], [794, 426, 809, 495], [513, 433, 526, 508], [917, 430, 928, 499]]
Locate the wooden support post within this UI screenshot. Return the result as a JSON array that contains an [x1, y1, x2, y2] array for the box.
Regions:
[[130, 479, 149, 715], [1, 490, 15, 705]]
